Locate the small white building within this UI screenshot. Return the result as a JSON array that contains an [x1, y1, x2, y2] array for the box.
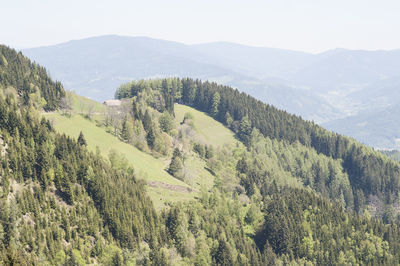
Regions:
[[103, 99, 122, 107]]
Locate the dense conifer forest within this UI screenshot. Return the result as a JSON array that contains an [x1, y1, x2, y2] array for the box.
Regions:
[[1, 45, 400, 265]]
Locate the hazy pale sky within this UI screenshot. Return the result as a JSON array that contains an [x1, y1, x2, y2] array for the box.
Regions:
[[1, 0, 399, 53]]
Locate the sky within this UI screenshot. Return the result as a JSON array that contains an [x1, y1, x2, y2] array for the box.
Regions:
[[1, 0, 399, 53]]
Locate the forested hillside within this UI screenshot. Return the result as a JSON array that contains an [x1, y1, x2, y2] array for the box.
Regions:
[[2, 45, 400, 265], [0, 45, 165, 264], [116, 78, 400, 213], [111, 77, 400, 264], [0, 45, 64, 111]]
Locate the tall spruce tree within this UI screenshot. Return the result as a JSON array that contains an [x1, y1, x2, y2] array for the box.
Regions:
[[168, 148, 183, 178], [77, 131, 87, 146]]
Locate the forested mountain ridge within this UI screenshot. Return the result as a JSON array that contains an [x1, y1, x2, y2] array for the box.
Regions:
[[2, 44, 400, 265], [112, 77, 400, 264], [116, 78, 400, 215], [0, 45, 65, 111]]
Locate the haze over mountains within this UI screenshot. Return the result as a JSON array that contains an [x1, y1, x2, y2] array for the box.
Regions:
[[21, 35, 340, 122], [22, 35, 400, 149]]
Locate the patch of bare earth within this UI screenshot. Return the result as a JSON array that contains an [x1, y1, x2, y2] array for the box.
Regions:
[[7, 179, 23, 203]]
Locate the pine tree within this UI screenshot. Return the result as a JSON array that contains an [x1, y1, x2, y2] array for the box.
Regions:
[[146, 127, 156, 149], [239, 116, 252, 146], [214, 239, 234, 266], [210, 92, 220, 117], [159, 112, 174, 134], [121, 115, 133, 142], [168, 148, 183, 178], [143, 110, 152, 133], [205, 145, 214, 159], [77, 131, 87, 146], [225, 112, 233, 128]]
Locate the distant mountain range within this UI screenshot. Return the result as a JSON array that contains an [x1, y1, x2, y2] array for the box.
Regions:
[[21, 35, 340, 123], [21, 35, 400, 149]]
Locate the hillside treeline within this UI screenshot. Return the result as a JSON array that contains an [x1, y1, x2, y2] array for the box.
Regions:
[[116, 78, 400, 211], [0, 45, 65, 110]]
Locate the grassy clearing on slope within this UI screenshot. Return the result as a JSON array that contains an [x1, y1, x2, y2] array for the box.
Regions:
[[184, 156, 215, 189], [68, 91, 107, 114], [44, 101, 243, 209], [174, 104, 245, 191], [147, 186, 194, 210], [174, 104, 304, 192], [43, 113, 193, 209], [44, 113, 186, 186], [174, 104, 240, 147]]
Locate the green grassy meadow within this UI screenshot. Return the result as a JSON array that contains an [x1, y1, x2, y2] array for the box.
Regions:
[[174, 104, 240, 147], [44, 113, 195, 208], [43, 96, 241, 209]]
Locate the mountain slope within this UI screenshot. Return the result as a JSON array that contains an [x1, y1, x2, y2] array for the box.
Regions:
[[43, 99, 238, 209], [192, 41, 314, 79], [0, 45, 65, 110], [113, 77, 400, 263], [3, 45, 400, 264], [290, 49, 400, 92], [44, 113, 197, 207], [0, 45, 163, 264], [116, 77, 400, 214]]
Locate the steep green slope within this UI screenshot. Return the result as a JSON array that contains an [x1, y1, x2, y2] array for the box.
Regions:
[[174, 104, 239, 147], [44, 113, 195, 209], [4, 45, 400, 265], [117, 77, 400, 215], [43, 93, 238, 209], [69, 91, 107, 114], [45, 114, 184, 186]]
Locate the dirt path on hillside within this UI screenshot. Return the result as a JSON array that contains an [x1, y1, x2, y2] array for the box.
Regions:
[[147, 181, 195, 193]]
